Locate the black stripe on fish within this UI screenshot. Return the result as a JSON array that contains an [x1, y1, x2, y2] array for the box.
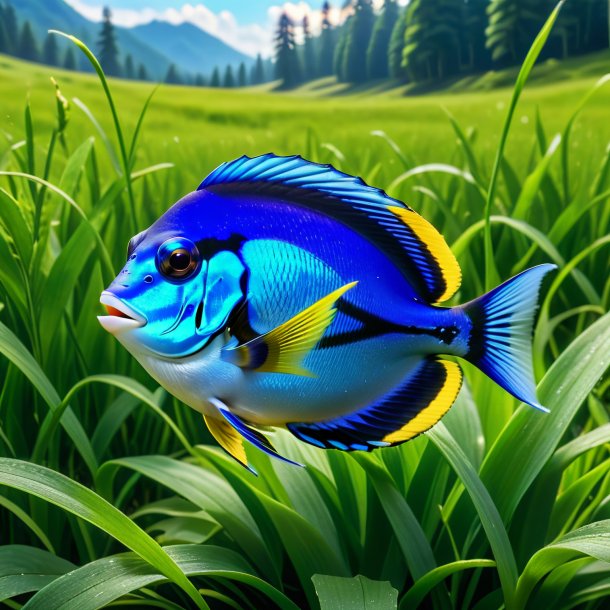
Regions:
[[318, 299, 458, 349], [196, 234, 247, 260]]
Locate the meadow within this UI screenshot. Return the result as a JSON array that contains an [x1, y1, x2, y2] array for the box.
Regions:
[[0, 17, 609, 610]]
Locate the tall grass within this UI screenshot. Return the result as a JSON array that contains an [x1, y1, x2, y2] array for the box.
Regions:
[[1, 8, 609, 609]]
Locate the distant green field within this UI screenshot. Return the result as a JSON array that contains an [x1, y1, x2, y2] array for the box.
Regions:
[[2, 51, 610, 192]]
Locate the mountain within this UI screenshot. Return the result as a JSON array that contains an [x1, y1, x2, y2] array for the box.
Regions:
[[7, 0, 254, 80], [9, 0, 171, 79], [129, 21, 254, 77]]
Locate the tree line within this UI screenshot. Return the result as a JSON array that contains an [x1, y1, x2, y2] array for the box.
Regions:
[[0, 3, 272, 88], [274, 0, 610, 88]]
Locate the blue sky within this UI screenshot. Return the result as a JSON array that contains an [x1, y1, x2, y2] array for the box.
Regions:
[[96, 1, 281, 23]]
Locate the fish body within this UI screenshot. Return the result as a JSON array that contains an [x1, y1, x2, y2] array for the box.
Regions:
[[99, 154, 554, 470]]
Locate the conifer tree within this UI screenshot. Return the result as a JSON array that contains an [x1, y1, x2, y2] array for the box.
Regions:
[[388, 8, 407, 79], [0, 9, 10, 55], [302, 14, 316, 81], [318, 1, 336, 77], [98, 6, 121, 76], [485, 0, 546, 65], [42, 34, 59, 66], [124, 53, 135, 79], [210, 67, 220, 87], [403, 0, 461, 81], [274, 11, 300, 88], [462, 0, 490, 71], [237, 61, 247, 86], [333, 20, 349, 81], [137, 63, 148, 81], [63, 46, 76, 70], [165, 64, 181, 84], [223, 65, 235, 87], [2, 3, 18, 53], [366, 0, 399, 80], [342, 0, 375, 83], [18, 21, 39, 63], [252, 53, 265, 84]]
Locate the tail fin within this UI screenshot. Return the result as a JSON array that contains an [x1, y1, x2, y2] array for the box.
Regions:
[[462, 264, 556, 412]]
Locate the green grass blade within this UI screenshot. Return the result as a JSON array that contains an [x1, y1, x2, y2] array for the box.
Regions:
[[0, 459, 206, 609], [0, 545, 75, 603], [400, 559, 495, 609], [482, 1, 565, 290], [0, 321, 97, 474], [49, 31, 138, 233], [24, 544, 298, 610], [514, 520, 610, 610], [428, 423, 518, 609], [480, 310, 610, 523], [312, 574, 398, 610]]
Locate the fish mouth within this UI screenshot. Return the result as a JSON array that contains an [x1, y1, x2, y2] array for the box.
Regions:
[[98, 291, 147, 334]]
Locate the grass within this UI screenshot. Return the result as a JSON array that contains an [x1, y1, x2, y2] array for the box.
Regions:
[[0, 12, 609, 610]]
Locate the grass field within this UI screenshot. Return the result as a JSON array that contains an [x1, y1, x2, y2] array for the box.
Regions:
[[0, 19, 609, 610]]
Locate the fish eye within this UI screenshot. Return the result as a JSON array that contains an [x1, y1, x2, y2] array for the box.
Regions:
[[156, 238, 199, 280]]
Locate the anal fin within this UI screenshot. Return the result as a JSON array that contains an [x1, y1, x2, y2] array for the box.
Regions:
[[287, 357, 463, 450], [205, 397, 302, 473], [221, 281, 357, 376]]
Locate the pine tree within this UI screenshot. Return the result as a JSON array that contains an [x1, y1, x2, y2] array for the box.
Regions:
[[366, 0, 399, 80], [252, 53, 265, 84], [318, 1, 336, 77], [18, 21, 39, 63], [302, 15, 316, 81], [237, 61, 247, 86], [165, 64, 181, 84], [274, 12, 301, 88], [63, 46, 76, 71], [333, 22, 348, 82], [485, 0, 547, 66], [210, 67, 220, 87], [0, 8, 9, 55], [462, 0, 490, 71], [137, 63, 148, 81], [98, 6, 121, 76], [403, 0, 461, 82], [194, 73, 206, 86], [342, 0, 375, 83], [388, 8, 407, 79], [223, 65, 235, 87], [42, 34, 59, 66], [3, 3, 18, 53], [124, 53, 135, 79]]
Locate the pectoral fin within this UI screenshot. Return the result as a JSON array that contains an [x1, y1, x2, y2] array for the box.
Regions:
[[205, 398, 302, 473], [221, 281, 357, 376]]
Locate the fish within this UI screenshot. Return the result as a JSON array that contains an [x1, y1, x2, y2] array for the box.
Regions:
[[98, 154, 555, 473]]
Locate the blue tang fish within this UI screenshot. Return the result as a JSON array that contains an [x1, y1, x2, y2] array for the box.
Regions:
[[98, 154, 555, 472]]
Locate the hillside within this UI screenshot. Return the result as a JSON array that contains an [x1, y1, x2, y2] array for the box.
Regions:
[[2, 51, 609, 192], [7, 0, 253, 80]]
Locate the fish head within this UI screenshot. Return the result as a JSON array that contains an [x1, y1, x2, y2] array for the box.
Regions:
[[98, 225, 247, 359]]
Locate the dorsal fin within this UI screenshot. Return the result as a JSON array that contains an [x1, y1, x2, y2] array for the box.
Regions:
[[199, 154, 461, 303]]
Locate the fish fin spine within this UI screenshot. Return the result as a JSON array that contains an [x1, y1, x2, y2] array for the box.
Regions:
[[388, 205, 462, 303], [222, 281, 357, 375], [462, 264, 557, 411]]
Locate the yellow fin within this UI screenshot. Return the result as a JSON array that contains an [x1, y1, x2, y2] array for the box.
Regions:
[[388, 205, 462, 303], [204, 414, 249, 469], [222, 281, 358, 376], [383, 359, 462, 444]]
